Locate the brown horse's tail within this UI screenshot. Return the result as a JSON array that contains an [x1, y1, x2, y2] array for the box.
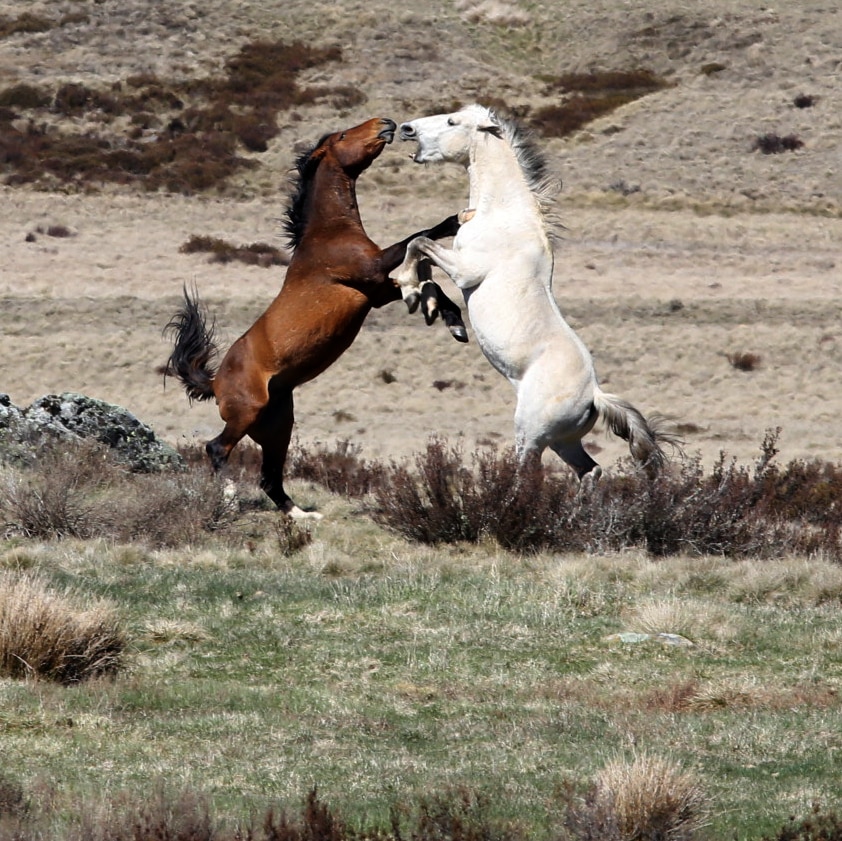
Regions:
[[161, 286, 219, 403], [593, 386, 681, 478]]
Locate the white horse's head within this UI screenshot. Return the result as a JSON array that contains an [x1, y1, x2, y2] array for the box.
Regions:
[[399, 104, 501, 165]]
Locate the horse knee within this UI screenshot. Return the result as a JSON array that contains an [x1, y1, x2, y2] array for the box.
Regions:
[[206, 438, 230, 472]]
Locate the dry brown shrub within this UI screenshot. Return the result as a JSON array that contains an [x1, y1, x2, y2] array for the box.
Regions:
[[180, 234, 289, 267], [0, 39, 347, 192], [0, 439, 235, 547], [0, 572, 125, 684], [274, 516, 312, 557], [532, 70, 671, 138], [752, 133, 804, 154], [370, 431, 842, 559], [727, 351, 762, 371], [288, 440, 386, 499]]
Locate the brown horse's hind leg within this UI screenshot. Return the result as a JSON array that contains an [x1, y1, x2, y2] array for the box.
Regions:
[[250, 389, 322, 520]]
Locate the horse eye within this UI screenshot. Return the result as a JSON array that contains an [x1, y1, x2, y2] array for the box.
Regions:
[[340, 133, 346, 140], [447, 118, 455, 126]]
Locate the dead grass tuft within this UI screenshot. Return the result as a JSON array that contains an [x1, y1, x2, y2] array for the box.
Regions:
[[0, 571, 125, 684], [581, 754, 706, 841]]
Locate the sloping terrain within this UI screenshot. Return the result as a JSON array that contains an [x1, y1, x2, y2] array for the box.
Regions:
[[0, 0, 840, 469]]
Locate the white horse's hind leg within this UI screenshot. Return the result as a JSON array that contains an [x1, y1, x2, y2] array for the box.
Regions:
[[550, 441, 601, 481]]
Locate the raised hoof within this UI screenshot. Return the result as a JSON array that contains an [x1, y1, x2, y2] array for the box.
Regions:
[[404, 291, 421, 314], [449, 325, 469, 343]]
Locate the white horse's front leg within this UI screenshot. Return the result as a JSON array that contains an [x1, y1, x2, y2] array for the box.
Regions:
[[394, 236, 438, 312], [395, 235, 477, 310]]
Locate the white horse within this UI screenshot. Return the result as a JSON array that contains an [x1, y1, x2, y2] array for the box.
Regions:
[[394, 103, 673, 479]]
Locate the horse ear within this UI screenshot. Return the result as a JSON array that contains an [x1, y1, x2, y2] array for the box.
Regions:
[[477, 124, 503, 139]]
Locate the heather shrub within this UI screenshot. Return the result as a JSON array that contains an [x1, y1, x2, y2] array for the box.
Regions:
[[761, 804, 842, 841], [370, 432, 842, 559], [532, 69, 671, 138], [180, 234, 289, 267], [274, 516, 312, 557], [752, 133, 804, 154], [0, 439, 235, 547], [0, 572, 125, 684], [288, 440, 386, 499]]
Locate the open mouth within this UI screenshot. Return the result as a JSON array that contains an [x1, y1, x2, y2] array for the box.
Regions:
[[378, 120, 397, 143]]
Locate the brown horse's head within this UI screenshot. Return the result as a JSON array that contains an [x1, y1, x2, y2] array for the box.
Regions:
[[310, 117, 396, 174], [285, 118, 396, 249]]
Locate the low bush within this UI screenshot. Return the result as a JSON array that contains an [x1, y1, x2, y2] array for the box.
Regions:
[[0, 439, 235, 546], [532, 69, 671, 138], [0, 39, 351, 192], [288, 440, 386, 499], [752, 133, 804, 154], [180, 234, 289, 267], [369, 432, 842, 558]]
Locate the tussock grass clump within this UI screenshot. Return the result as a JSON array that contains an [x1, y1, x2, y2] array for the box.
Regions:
[[564, 754, 706, 841], [0, 572, 125, 684], [180, 234, 289, 267]]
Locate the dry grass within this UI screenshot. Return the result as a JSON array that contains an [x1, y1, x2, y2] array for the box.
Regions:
[[0, 571, 125, 684], [590, 754, 707, 841], [0, 439, 236, 546]]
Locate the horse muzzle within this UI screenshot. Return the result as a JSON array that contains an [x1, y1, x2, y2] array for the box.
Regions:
[[378, 119, 397, 143]]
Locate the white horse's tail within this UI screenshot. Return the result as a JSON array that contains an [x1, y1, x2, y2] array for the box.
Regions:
[[593, 386, 678, 478]]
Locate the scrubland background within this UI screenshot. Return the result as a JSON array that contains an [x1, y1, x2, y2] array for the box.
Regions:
[[1, 0, 840, 470], [1, 3, 842, 840]]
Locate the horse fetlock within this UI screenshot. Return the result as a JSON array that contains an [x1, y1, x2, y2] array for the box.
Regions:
[[420, 282, 440, 325]]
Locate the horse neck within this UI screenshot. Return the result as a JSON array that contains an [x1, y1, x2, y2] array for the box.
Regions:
[[467, 136, 540, 216], [300, 164, 364, 244]]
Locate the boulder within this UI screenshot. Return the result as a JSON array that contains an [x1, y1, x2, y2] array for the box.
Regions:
[[0, 392, 183, 472]]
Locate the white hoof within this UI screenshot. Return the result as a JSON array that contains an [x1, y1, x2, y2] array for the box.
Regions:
[[286, 506, 324, 521]]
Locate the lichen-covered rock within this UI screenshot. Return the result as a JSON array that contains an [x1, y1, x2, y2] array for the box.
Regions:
[[0, 392, 183, 472], [0, 394, 25, 432]]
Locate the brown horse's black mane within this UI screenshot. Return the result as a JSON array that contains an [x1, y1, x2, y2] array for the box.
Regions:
[[283, 132, 331, 250]]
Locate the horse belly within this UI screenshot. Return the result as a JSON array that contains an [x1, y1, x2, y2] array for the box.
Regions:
[[258, 290, 370, 385], [465, 276, 552, 384]]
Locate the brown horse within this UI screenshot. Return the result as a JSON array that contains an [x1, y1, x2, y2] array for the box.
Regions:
[[164, 117, 466, 518]]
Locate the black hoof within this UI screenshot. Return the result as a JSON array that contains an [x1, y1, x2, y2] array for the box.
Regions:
[[449, 325, 469, 343]]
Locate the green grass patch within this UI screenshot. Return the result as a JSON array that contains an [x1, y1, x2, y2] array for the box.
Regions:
[[1, 512, 840, 838]]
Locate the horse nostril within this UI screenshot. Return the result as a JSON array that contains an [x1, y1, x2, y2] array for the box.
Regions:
[[400, 123, 416, 138]]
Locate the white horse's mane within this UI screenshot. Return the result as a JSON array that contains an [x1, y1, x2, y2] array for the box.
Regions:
[[469, 104, 561, 209]]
